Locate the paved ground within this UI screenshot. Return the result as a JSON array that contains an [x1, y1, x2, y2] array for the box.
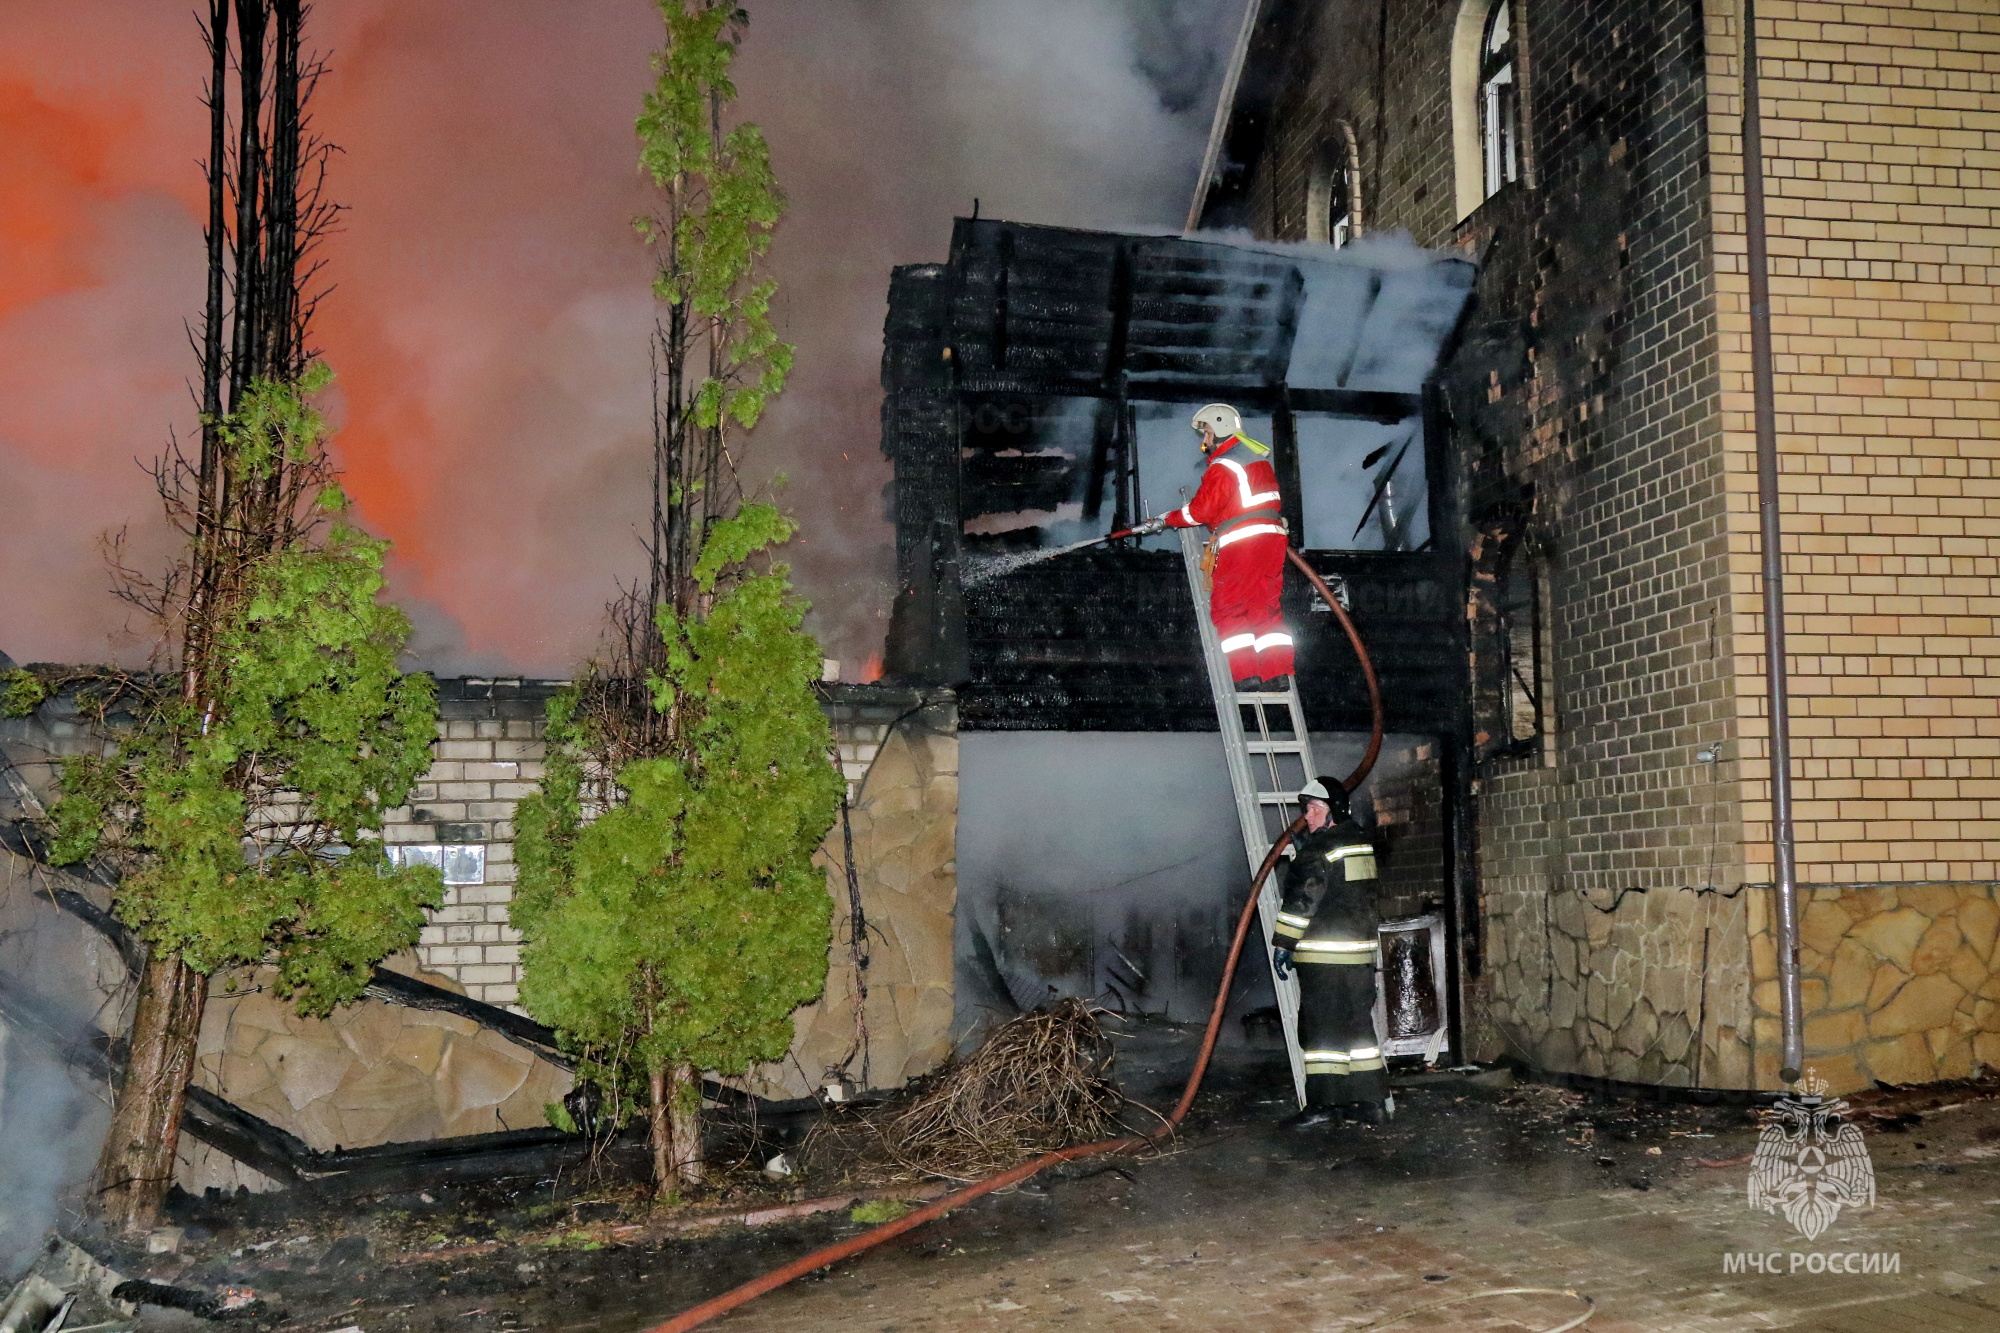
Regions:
[[674, 1054, 2000, 1333], [127, 1026, 2000, 1333]]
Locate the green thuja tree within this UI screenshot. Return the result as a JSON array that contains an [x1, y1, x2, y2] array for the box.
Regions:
[[510, 2, 833, 1195], [634, 0, 790, 625], [26, 0, 442, 1234], [513, 506, 840, 1193]]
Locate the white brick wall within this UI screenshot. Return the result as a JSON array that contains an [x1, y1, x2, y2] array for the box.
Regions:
[[381, 681, 556, 1007], [389, 680, 927, 1009]]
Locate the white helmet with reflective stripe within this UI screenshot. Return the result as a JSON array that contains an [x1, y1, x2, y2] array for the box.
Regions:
[[1297, 776, 1351, 819], [1190, 402, 1242, 440]]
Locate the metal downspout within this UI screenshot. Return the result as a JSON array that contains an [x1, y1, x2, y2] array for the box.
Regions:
[[1739, 0, 1805, 1084]]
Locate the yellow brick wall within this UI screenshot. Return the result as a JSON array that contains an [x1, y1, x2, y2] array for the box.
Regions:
[[1706, 0, 2000, 885]]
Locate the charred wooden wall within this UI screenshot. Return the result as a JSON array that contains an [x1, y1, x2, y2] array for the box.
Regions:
[[879, 218, 1461, 737], [957, 548, 1459, 734]]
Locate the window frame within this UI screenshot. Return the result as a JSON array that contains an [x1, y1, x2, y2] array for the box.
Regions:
[[1450, 0, 1531, 220], [1304, 122, 1362, 248], [1491, 549, 1555, 765], [1479, 0, 1521, 199]]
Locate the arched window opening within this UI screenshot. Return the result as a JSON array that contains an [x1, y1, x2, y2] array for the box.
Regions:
[[1307, 160, 1353, 247], [1304, 123, 1362, 248], [1480, 0, 1520, 198]]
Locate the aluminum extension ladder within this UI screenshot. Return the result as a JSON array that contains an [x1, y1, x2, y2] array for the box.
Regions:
[[1178, 527, 1313, 1107]]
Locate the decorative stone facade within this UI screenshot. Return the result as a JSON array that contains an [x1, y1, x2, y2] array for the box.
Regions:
[[1749, 882, 2000, 1092], [386, 679, 958, 1049], [168, 681, 958, 1189], [178, 953, 573, 1195], [385, 679, 959, 1095], [3, 671, 957, 1193], [738, 690, 959, 1099], [1477, 882, 1756, 1089]]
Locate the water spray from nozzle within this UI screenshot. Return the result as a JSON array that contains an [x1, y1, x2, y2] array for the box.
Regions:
[[961, 522, 1159, 588]]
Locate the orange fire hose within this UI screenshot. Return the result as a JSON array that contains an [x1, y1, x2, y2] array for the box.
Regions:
[[1288, 547, 1383, 793], [644, 554, 1384, 1333], [643, 824, 1300, 1333]]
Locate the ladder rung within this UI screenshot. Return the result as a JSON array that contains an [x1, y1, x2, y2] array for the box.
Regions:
[[1179, 526, 1313, 1111]]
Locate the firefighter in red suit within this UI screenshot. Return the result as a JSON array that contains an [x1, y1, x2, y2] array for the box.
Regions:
[[1132, 403, 1293, 690]]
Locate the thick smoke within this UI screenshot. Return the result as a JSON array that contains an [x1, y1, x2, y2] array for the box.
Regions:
[[0, 848, 122, 1277], [0, 0, 1243, 677], [954, 731, 1416, 1034], [0, 1021, 108, 1280]]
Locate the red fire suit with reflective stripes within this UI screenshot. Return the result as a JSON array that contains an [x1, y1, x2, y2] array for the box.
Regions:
[[1163, 438, 1293, 684]]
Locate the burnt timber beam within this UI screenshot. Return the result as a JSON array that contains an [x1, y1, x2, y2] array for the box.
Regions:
[[952, 376, 1418, 421]]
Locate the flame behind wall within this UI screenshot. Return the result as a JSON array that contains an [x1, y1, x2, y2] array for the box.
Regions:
[[0, 0, 1240, 677]]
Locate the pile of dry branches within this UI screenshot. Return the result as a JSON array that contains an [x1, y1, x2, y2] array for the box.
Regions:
[[800, 999, 1130, 1185]]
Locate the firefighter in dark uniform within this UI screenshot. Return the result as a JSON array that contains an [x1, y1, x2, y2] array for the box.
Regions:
[[1271, 777, 1387, 1128]]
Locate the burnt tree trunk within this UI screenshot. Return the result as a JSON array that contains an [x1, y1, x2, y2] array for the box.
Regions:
[[94, 0, 331, 1234], [93, 953, 208, 1233]]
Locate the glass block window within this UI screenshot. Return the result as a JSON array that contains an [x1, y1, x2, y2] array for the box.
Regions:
[[390, 843, 486, 885]]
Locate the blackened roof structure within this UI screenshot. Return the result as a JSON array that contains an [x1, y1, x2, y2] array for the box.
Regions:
[[881, 218, 1474, 734]]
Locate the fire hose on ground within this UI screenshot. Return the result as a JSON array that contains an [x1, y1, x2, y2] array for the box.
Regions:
[[644, 555, 1589, 1333]]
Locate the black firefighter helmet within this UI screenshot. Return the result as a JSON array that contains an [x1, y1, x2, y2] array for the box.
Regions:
[[1296, 776, 1351, 824]]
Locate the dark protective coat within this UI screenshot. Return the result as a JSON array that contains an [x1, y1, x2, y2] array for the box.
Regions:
[[1273, 818, 1386, 1107]]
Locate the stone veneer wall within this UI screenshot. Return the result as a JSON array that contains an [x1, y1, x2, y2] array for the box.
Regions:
[[1464, 0, 1748, 1086], [6, 671, 954, 1189], [1747, 882, 2000, 1093], [164, 681, 955, 1193], [1220, 0, 1750, 1086], [1475, 883, 1755, 1089], [1215, 0, 2000, 1091], [390, 680, 955, 1017], [387, 678, 958, 1080], [1702, 0, 2000, 1090], [175, 682, 956, 1187], [737, 690, 958, 1100], [177, 955, 574, 1195]]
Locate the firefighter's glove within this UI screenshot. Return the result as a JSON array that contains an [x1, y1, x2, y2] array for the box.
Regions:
[[1271, 946, 1293, 981], [1129, 517, 1167, 537]]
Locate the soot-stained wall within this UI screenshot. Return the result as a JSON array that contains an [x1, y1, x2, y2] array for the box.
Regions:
[[880, 217, 1476, 1057], [1200, 0, 1750, 1086], [1449, 0, 1745, 1087], [954, 730, 1437, 1041]]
